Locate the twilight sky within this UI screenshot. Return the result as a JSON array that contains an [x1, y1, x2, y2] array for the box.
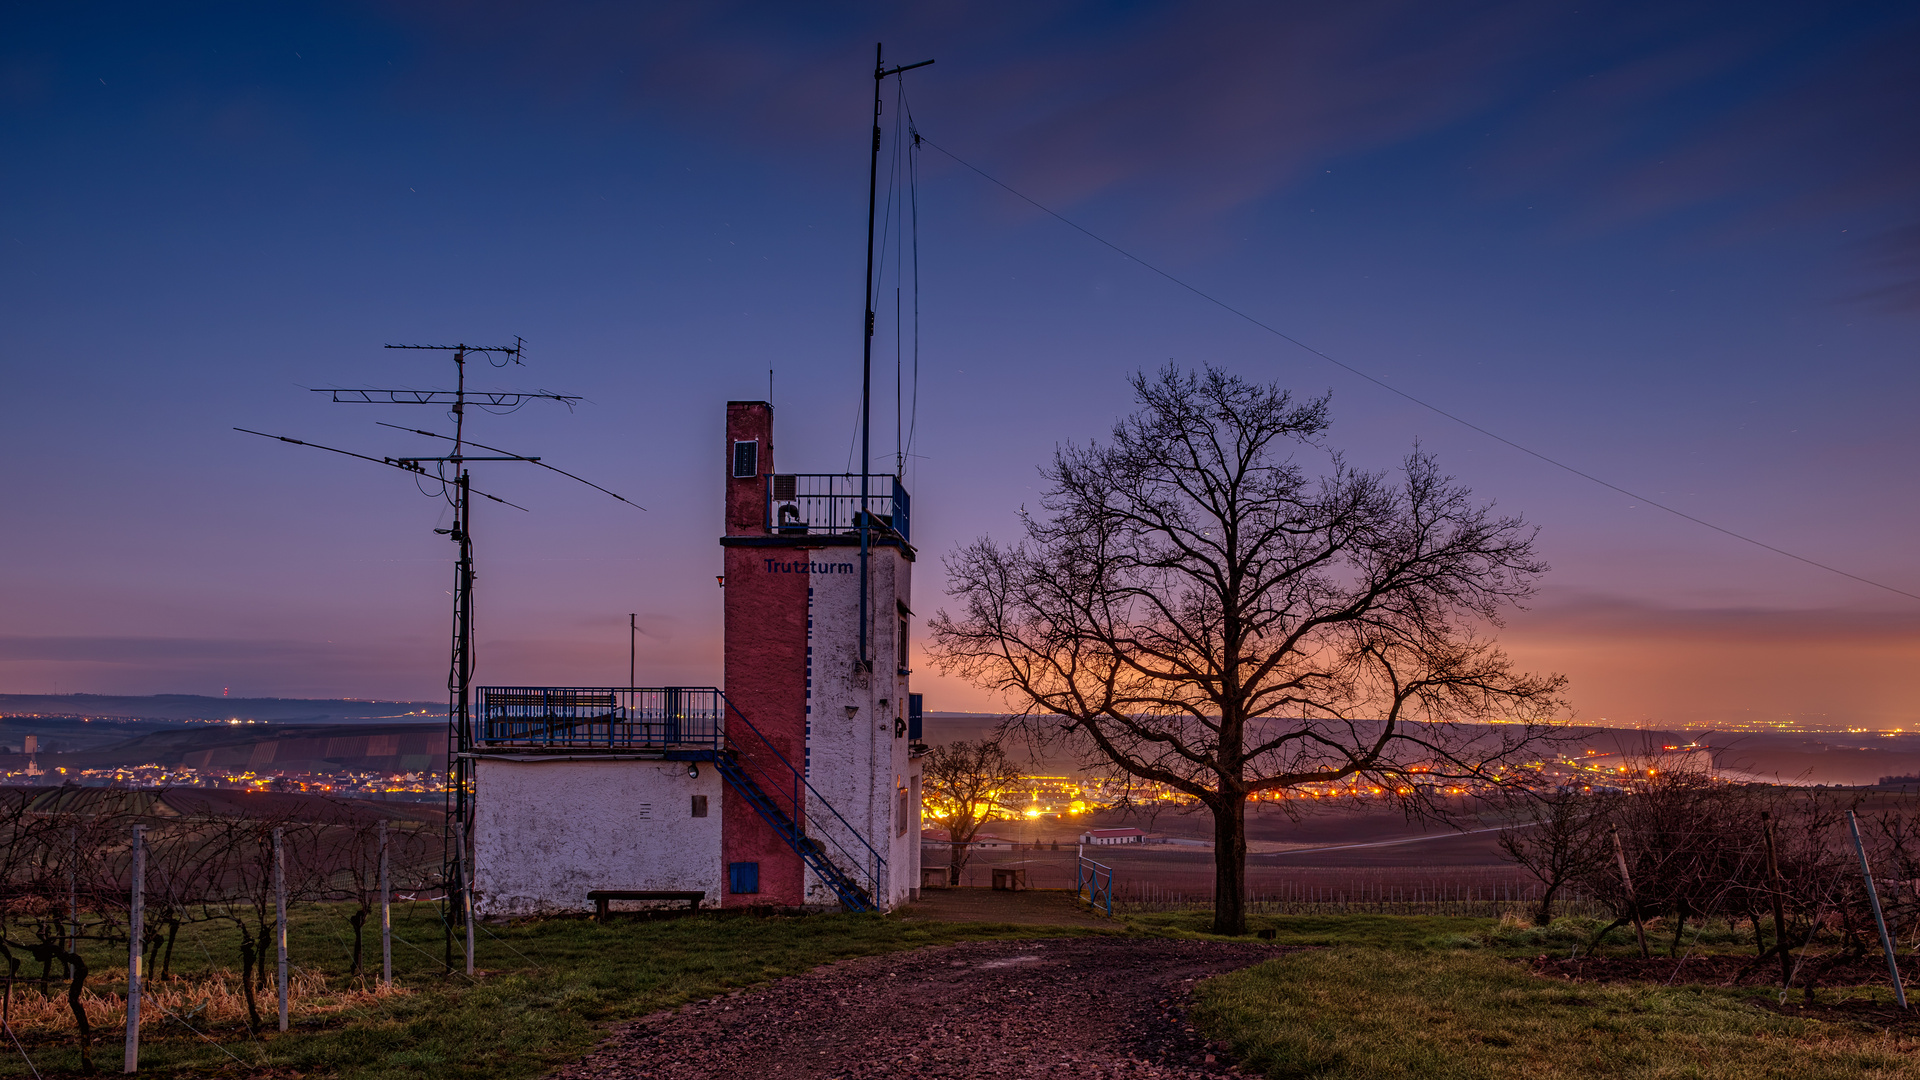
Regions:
[[3, 1, 1917, 729]]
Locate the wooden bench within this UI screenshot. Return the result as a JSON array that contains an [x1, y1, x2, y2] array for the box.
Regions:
[[588, 890, 704, 921]]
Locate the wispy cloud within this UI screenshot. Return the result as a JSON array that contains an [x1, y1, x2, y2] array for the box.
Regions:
[[374, 0, 1920, 294], [1505, 596, 1920, 728]]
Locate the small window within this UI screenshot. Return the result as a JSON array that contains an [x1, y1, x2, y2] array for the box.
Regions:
[[691, 795, 708, 818], [898, 617, 909, 671], [732, 440, 759, 478], [728, 861, 760, 894], [896, 787, 909, 836]]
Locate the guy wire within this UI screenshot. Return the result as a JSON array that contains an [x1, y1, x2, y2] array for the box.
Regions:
[[916, 132, 1920, 605]]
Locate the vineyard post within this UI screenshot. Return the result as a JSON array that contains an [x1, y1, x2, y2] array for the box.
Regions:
[[379, 820, 392, 989], [123, 823, 144, 1074], [67, 825, 79, 976], [274, 827, 288, 1032], [1847, 810, 1907, 1009], [1611, 828, 1650, 960], [1762, 812, 1793, 988]]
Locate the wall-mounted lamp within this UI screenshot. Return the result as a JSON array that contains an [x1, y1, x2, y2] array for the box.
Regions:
[[687, 763, 700, 779], [716, 575, 725, 588]]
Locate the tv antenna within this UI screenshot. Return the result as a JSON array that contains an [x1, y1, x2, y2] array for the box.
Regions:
[[238, 339, 641, 968]]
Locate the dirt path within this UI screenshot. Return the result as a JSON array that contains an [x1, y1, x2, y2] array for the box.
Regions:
[[554, 937, 1281, 1079], [901, 887, 1119, 927]]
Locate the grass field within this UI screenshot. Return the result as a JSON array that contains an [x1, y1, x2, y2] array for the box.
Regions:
[[6, 904, 1918, 1078], [1193, 946, 1920, 1080], [0, 903, 1089, 1078]]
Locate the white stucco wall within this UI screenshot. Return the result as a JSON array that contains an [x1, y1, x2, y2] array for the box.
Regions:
[[471, 757, 723, 917], [805, 544, 919, 909]]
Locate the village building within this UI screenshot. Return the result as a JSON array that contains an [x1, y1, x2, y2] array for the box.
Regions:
[[1079, 827, 1146, 845]]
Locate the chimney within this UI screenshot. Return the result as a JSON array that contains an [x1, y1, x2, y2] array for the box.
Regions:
[[725, 401, 772, 537]]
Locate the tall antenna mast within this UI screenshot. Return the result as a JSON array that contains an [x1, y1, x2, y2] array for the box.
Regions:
[[861, 42, 932, 667], [239, 339, 640, 968]]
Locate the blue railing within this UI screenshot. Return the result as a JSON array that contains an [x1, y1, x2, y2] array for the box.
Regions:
[[1076, 855, 1115, 916], [478, 687, 724, 751], [765, 474, 909, 542]]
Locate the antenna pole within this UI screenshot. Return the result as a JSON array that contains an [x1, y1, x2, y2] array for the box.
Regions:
[[860, 43, 933, 668], [452, 468, 472, 818], [860, 41, 882, 669], [440, 346, 477, 961], [245, 335, 636, 965]]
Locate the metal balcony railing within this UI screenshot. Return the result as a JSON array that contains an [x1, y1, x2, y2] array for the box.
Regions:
[[477, 687, 724, 751], [765, 474, 909, 542], [473, 683, 887, 909]]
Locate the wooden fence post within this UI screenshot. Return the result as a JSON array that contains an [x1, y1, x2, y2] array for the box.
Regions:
[[123, 823, 144, 1074], [274, 826, 288, 1032], [1611, 829, 1650, 959], [1761, 812, 1794, 988], [379, 820, 392, 989], [68, 825, 79, 977], [1847, 810, 1907, 1009]]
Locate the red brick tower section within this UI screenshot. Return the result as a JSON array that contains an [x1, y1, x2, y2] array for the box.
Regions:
[[719, 402, 808, 908]]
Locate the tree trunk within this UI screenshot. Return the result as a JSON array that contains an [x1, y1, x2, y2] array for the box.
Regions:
[[255, 918, 271, 991], [1210, 793, 1248, 935], [2, 943, 17, 1024], [61, 948, 92, 1075], [948, 840, 965, 886], [349, 904, 368, 982], [238, 931, 262, 1036], [145, 928, 165, 984], [160, 918, 180, 981], [1533, 882, 1560, 928]]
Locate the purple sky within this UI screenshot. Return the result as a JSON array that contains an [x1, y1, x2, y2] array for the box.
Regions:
[[4, 2, 1918, 728]]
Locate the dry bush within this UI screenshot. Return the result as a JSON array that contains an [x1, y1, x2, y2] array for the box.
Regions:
[[0, 967, 406, 1035], [1501, 748, 1920, 986]]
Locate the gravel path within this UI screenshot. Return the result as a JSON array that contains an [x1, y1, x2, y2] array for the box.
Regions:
[[554, 938, 1284, 1079]]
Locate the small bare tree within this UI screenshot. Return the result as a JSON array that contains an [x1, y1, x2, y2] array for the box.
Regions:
[[931, 366, 1566, 933], [1499, 786, 1618, 926], [921, 740, 1026, 885], [302, 800, 391, 986]]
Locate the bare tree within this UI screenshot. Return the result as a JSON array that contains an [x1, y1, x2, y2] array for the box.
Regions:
[[1499, 786, 1618, 926], [921, 740, 1026, 886], [1576, 760, 1761, 956], [931, 366, 1566, 934], [301, 799, 392, 986], [0, 788, 91, 1068]]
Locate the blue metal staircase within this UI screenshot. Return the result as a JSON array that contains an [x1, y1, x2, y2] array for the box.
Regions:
[[711, 692, 887, 913], [713, 752, 877, 912]]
